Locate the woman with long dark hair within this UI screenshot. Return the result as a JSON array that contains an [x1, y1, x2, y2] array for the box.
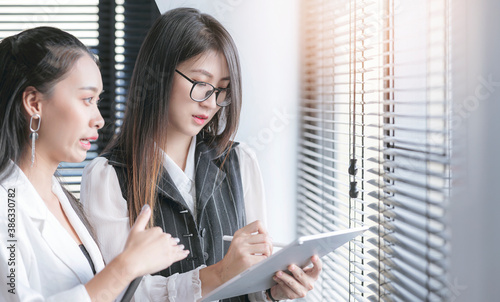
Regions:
[[82, 7, 321, 301], [0, 26, 188, 301]]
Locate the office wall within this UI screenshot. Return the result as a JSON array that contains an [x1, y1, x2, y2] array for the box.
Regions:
[[158, 0, 300, 242], [451, 0, 500, 300]]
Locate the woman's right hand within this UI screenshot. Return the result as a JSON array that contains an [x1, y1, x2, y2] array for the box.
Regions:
[[200, 220, 272, 296], [85, 205, 188, 301], [218, 220, 273, 283], [121, 205, 189, 277]]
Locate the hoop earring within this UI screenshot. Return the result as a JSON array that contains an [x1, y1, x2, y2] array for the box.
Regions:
[[29, 114, 41, 167]]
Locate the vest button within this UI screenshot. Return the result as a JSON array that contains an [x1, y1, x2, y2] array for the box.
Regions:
[[203, 252, 209, 260]]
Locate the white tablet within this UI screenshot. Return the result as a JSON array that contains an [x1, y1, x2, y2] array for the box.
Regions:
[[200, 226, 369, 302]]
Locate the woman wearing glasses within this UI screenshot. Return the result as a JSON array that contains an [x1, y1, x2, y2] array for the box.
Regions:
[[81, 7, 321, 301]]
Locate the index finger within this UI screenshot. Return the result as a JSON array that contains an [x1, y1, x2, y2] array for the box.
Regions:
[[306, 255, 323, 278], [130, 204, 151, 234], [241, 220, 268, 236]]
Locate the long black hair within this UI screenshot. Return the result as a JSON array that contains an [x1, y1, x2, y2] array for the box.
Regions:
[[104, 7, 243, 226], [0, 26, 98, 235]]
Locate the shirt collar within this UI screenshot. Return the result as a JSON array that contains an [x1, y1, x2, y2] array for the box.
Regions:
[[161, 136, 196, 189]]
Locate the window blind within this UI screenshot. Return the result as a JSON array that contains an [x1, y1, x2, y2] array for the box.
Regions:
[[298, 0, 451, 300], [112, 0, 159, 133], [371, 0, 451, 300]]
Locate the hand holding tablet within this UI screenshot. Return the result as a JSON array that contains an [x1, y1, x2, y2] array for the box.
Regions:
[[201, 226, 369, 302]]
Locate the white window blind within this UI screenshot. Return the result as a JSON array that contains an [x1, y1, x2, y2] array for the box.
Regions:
[[0, 1, 99, 46], [298, 0, 451, 300]]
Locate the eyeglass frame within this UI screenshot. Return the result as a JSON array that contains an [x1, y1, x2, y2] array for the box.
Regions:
[[175, 69, 231, 107]]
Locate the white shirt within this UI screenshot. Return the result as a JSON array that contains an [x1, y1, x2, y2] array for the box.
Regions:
[[0, 162, 105, 302], [81, 140, 270, 302], [161, 136, 197, 220]]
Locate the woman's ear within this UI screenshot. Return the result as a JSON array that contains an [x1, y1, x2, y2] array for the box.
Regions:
[[22, 86, 43, 117]]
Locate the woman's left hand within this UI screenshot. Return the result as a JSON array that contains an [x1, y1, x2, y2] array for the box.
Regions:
[[268, 255, 322, 300]]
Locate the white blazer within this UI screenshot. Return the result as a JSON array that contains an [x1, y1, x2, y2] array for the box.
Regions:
[[0, 163, 105, 302]]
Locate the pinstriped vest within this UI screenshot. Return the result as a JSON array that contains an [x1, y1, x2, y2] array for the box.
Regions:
[[103, 138, 249, 302]]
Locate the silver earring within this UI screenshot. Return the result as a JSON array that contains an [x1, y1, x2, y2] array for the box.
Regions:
[[29, 114, 41, 167]]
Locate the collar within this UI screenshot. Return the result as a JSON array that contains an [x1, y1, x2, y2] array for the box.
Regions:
[[1, 161, 47, 221], [161, 136, 196, 189]]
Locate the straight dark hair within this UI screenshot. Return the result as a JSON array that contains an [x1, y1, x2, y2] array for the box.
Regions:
[[0, 26, 98, 237], [104, 7, 243, 227]]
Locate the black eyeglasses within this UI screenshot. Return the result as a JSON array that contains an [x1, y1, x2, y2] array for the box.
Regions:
[[175, 69, 231, 107]]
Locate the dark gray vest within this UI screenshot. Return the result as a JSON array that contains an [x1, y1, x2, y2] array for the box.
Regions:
[[103, 138, 249, 302]]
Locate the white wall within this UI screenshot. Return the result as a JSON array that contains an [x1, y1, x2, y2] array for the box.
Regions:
[[157, 0, 300, 243], [451, 0, 500, 300]]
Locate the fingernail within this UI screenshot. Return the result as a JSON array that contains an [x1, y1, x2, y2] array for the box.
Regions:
[[173, 237, 180, 243], [289, 265, 295, 271], [277, 271, 283, 277], [141, 204, 150, 213]]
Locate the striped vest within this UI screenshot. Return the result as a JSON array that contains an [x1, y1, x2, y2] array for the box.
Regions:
[[103, 138, 249, 302]]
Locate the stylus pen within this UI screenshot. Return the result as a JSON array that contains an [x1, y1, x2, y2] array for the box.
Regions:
[[222, 235, 287, 248]]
